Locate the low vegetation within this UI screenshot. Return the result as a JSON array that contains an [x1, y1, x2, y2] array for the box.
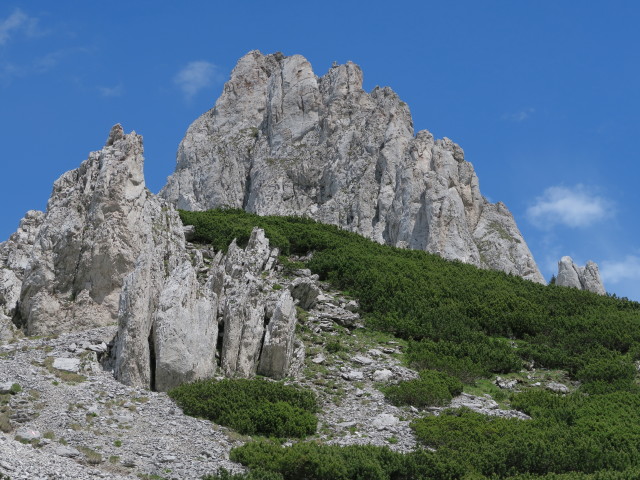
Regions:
[[181, 209, 640, 479], [168, 378, 317, 438], [382, 370, 463, 408], [222, 440, 463, 480]]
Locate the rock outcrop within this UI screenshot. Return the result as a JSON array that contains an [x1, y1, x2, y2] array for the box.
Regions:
[[161, 50, 544, 283], [0, 124, 301, 390], [556, 256, 606, 295], [12, 125, 155, 335], [110, 189, 219, 391]]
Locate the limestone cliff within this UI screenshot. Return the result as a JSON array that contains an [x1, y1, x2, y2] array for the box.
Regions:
[[161, 50, 544, 283], [556, 256, 606, 295]]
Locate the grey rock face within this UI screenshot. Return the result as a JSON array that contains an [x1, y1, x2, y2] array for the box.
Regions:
[[15, 125, 153, 335], [161, 50, 544, 283], [0, 210, 44, 341], [556, 256, 606, 295], [257, 291, 297, 379], [217, 228, 297, 379], [114, 226, 300, 389], [110, 161, 220, 391]]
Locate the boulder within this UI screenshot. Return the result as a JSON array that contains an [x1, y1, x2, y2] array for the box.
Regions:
[[52, 358, 80, 373], [372, 414, 399, 430], [372, 369, 394, 382], [289, 277, 321, 310], [15, 427, 41, 443]]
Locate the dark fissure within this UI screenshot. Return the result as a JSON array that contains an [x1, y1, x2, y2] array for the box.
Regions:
[[148, 326, 156, 391]]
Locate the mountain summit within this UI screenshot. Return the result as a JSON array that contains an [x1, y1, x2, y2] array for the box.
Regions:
[[161, 50, 544, 283]]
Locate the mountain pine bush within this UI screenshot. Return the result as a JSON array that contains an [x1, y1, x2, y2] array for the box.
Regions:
[[183, 209, 640, 479], [168, 378, 317, 438]]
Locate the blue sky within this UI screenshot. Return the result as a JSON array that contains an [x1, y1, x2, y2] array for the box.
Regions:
[[1, 1, 639, 300]]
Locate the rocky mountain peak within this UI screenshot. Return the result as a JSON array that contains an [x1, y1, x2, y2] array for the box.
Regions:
[[161, 50, 544, 283], [105, 123, 125, 146]]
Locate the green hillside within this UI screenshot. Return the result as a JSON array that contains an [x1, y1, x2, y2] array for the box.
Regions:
[[181, 208, 640, 479]]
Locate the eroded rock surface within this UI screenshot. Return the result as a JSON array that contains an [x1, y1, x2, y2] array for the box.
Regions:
[[114, 227, 301, 390], [161, 50, 544, 283], [556, 256, 606, 295], [13, 125, 155, 335]]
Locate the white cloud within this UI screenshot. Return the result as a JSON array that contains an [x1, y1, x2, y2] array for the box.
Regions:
[[502, 107, 535, 122], [0, 9, 43, 46], [1, 46, 89, 83], [98, 84, 124, 97], [174, 61, 221, 100], [600, 255, 640, 285], [527, 184, 612, 229], [0, 9, 27, 45]]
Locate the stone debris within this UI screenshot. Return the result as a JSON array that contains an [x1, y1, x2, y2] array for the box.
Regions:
[[495, 376, 519, 390], [0, 327, 241, 479], [433, 393, 530, 420], [52, 358, 81, 373], [546, 381, 570, 394]]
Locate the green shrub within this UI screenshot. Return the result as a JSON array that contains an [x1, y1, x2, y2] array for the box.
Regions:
[[181, 209, 640, 478], [168, 378, 317, 438], [382, 370, 463, 408], [228, 440, 463, 480], [325, 340, 343, 354], [9, 383, 21, 394], [410, 390, 640, 478], [204, 468, 284, 480]]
